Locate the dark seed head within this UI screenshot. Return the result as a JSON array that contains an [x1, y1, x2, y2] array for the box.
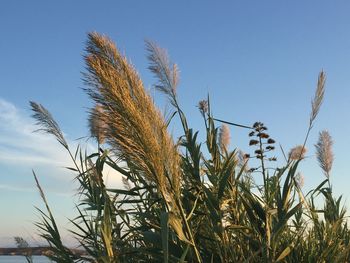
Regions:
[[249, 139, 259, 146], [253, 122, 264, 131], [249, 131, 255, 137], [255, 149, 262, 154], [266, 146, 275, 150], [267, 138, 275, 144], [253, 122, 260, 128], [257, 133, 269, 139]]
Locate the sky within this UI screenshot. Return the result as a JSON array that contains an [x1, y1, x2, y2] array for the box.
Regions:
[[1, 1, 350, 247]]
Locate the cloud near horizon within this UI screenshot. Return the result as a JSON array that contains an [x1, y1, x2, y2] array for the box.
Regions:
[[0, 98, 124, 246], [0, 98, 124, 193], [0, 98, 70, 165], [0, 98, 75, 192]]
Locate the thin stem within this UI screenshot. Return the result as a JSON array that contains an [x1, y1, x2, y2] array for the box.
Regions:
[[176, 198, 202, 262], [213, 118, 253, 130]]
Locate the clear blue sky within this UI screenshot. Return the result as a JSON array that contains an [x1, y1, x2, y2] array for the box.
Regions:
[[1, 1, 350, 246]]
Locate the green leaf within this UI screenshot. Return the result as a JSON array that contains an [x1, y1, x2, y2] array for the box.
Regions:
[[218, 150, 236, 200], [179, 244, 190, 262], [160, 212, 169, 263], [203, 187, 220, 225], [143, 231, 162, 247], [312, 179, 329, 196], [106, 188, 139, 196]]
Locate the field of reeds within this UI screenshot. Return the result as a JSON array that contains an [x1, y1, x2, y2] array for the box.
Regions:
[[29, 32, 350, 262]]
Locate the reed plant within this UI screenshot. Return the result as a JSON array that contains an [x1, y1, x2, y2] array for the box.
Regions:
[[30, 32, 350, 262], [14, 236, 33, 263]]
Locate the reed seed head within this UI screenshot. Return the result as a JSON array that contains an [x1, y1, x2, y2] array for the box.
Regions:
[[315, 130, 334, 178], [89, 104, 107, 145], [295, 172, 305, 188], [30, 101, 68, 149], [198, 100, 208, 114], [146, 40, 179, 107], [219, 124, 230, 152], [310, 71, 326, 126], [84, 32, 182, 204], [288, 145, 307, 160]]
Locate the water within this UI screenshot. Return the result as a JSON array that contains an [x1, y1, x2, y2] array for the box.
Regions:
[[0, 256, 51, 262]]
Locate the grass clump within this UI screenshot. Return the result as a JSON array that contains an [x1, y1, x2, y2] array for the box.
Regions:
[[30, 32, 350, 262]]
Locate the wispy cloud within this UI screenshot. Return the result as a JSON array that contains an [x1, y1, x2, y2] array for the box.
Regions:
[[0, 98, 70, 166], [0, 99, 85, 244], [0, 97, 123, 190], [0, 98, 79, 197], [0, 183, 34, 193], [0, 98, 124, 246]]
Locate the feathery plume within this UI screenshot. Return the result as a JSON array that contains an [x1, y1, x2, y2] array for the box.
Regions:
[[310, 71, 326, 126], [198, 100, 208, 114], [89, 104, 107, 145], [288, 145, 307, 160], [315, 130, 334, 178], [295, 172, 305, 188], [30, 101, 68, 149], [219, 124, 230, 152], [83, 32, 182, 203], [146, 40, 179, 107]]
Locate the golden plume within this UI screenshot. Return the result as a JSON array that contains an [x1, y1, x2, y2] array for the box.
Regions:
[[83, 32, 182, 202], [88, 104, 107, 145]]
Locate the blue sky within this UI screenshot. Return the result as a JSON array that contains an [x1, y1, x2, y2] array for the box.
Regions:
[[1, 1, 350, 246]]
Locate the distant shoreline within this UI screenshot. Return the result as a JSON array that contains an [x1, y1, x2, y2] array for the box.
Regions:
[[0, 247, 86, 256]]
